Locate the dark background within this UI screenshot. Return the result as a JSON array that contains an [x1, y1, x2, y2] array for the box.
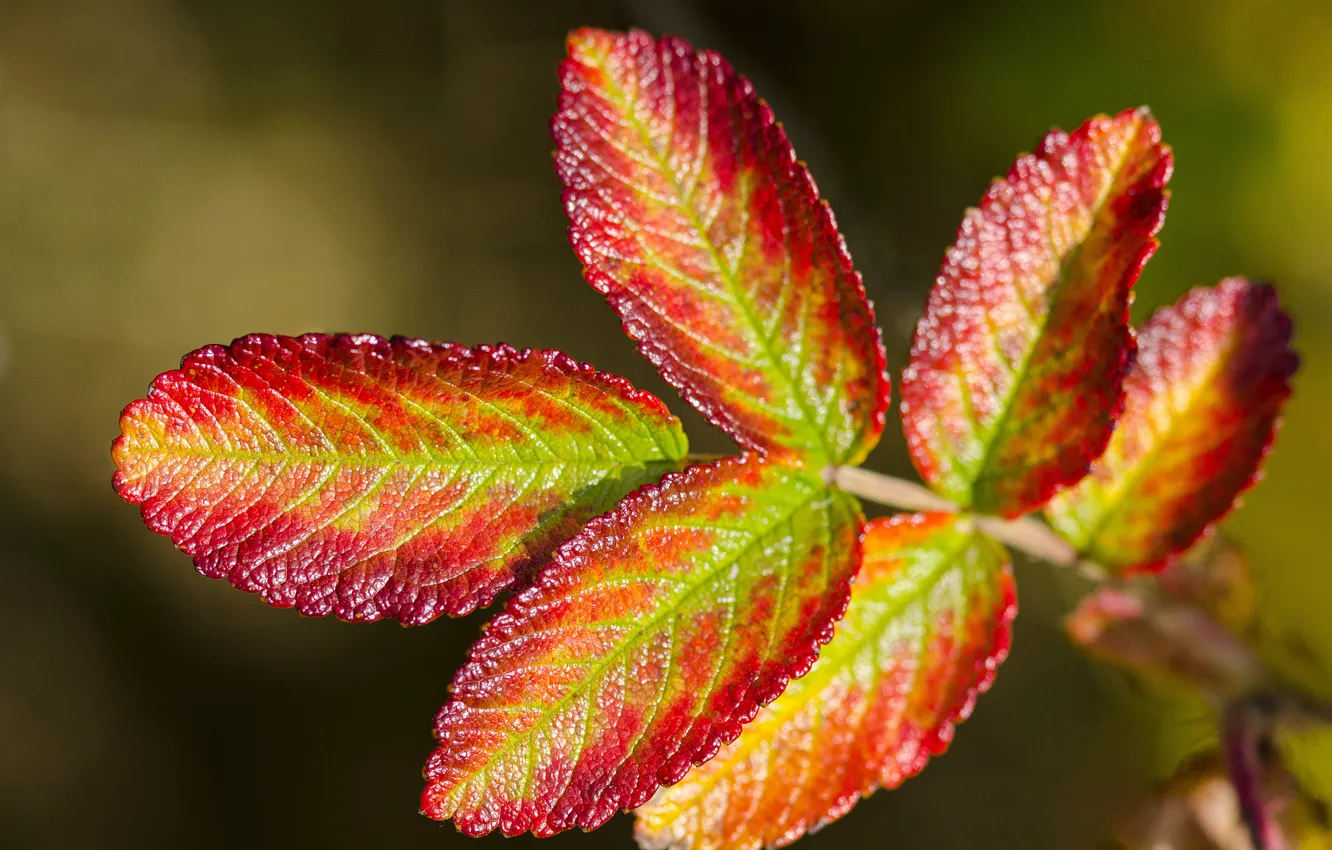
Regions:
[[1, 0, 1330, 847]]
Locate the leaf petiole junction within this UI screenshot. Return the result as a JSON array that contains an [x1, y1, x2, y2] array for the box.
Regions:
[[833, 465, 1105, 579]]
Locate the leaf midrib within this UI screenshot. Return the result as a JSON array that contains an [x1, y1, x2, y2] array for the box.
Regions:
[[591, 45, 838, 464], [1066, 324, 1242, 556], [447, 471, 835, 808], [122, 446, 671, 468], [652, 524, 985, 804], [965, 117, 1151, 504]]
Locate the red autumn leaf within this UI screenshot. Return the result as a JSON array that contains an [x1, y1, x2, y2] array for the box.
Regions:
[[1046, 278, 1297, 572], [900, 107, 1172, 517], [112, 334, 687, 624], [553, 28, 890, 469], [421, 454, 863, 836], [634, 512, 1015, 850]]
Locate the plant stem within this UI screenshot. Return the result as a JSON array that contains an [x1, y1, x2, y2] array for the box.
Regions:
[[831, 466, 956, 512], [833, 465, 1104, 578]]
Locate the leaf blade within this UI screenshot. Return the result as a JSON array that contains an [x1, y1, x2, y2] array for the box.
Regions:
[[900, 107, 1172, 516], [112, 334, 687, 624], [553, 28, 890, 468], [1046, 278, 1297, 572], [634, 512, 1016, 850], [421, 454, 864, 836]]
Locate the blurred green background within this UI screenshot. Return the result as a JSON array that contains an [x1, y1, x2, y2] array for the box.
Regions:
[[1, 0, 1329, 847]]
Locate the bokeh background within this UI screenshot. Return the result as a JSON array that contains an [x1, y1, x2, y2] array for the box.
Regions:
[[1, 0, 1330, 847]]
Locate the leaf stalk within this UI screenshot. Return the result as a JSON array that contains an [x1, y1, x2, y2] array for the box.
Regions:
[[833, 466, 1104, 578]]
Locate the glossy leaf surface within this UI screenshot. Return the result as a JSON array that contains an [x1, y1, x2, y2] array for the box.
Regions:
[[422, 455, 863, 836], [553, 28, 889, 468], [1047, 278, 1297, 572], [901, 107, 1172, 516], [112, 334, 687, 624], [635, 512, 1015, 850]]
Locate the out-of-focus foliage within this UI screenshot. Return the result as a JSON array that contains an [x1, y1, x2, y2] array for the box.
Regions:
[[1113, 751, 1331, 850], [2, 1, 1329, 848], [1065, 532, 1331, 847]]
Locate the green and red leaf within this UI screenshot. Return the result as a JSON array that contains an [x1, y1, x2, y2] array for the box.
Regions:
[[553, 28, 890, 469], [112, 334, 687, 624], [421, 454, 864, 836], [900, 107, 1172, 516], [634, 512, 1015, 850], [1046, 278, 1297, 572]]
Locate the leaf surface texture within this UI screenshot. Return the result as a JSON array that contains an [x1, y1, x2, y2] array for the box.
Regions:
[[1047, 278, 1297, 571], [554, 28, 889, 468], [635, 512, 1015, 850], [901, 108, 1172, 515], [112, 334, 686, 623], [422, 455, 863, 836]]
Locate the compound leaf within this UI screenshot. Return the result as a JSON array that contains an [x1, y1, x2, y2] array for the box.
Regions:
[[634, 511, 1015, 850], [421, 454, 863, 836], [112, 334, 687, 624], [901, 108, 1172, 516], [1047, 278, 1297, 572], [554, 28, 890, 469]]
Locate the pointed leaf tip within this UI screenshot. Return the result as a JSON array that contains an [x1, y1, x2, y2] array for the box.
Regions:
[[901, 107, 1172, 516], [112, 334, 687, 624], [553, 28, 890, 469], [1048, 277, 1297, 572], [422, 454, 864, 837]]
